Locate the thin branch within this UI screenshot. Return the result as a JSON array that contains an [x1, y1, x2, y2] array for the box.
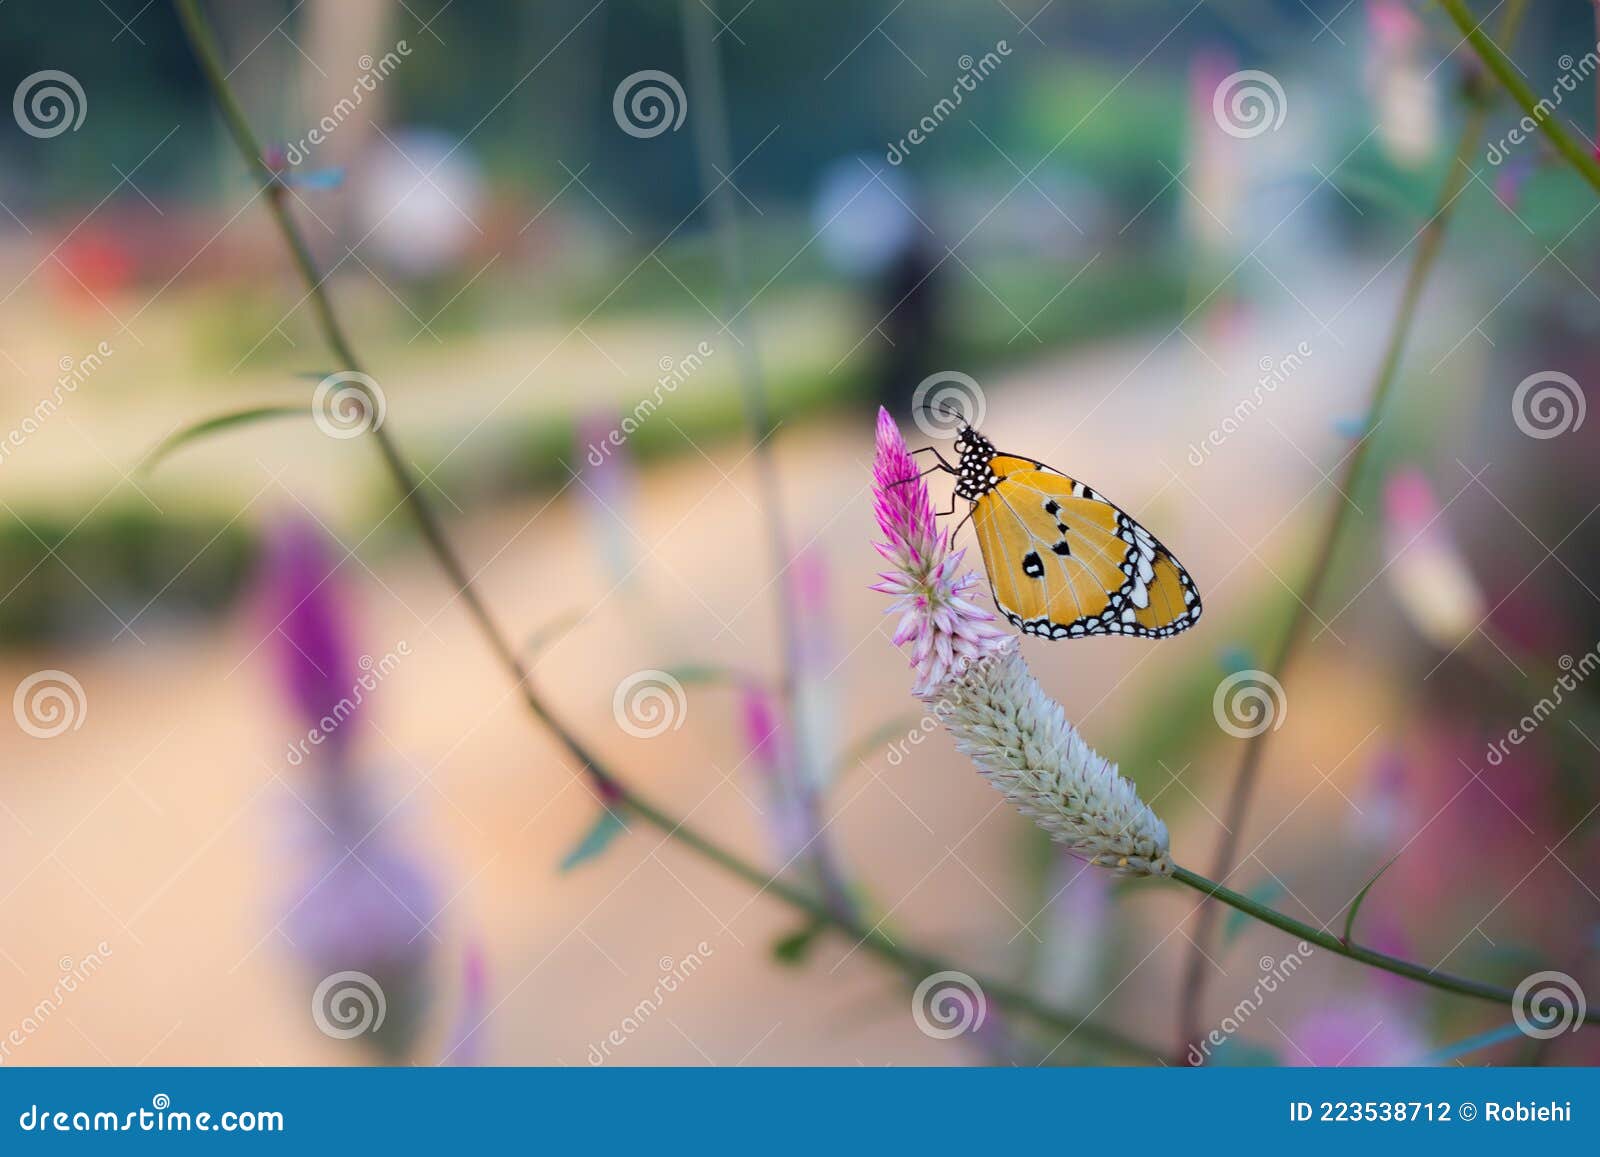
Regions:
[[1439, 0, 1600, 198], [1171, 864, 1600, 1023], [170, 0, 1153, 1060], [679, 0, 858, 924], [1176, 0, 1532, 1057]]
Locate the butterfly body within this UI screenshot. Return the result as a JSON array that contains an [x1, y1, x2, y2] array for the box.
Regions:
[[946, 424, 1202, 640]]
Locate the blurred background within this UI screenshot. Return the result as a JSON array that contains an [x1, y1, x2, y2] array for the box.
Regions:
[[1, 0, 1598, 1066]]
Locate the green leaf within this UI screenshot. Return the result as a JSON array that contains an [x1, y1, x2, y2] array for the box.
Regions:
[[834, 713, 924, 779], [771, 917, 827, 966], [520, 610, 583, 662], [1221, 878, 1286, 949], [558, 808, 628, 872], [139, 404, 306, 474], [659, 664, 748, 687], [1342, 853, 1402, 945]]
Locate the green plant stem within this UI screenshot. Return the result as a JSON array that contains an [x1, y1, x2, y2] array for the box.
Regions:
[[1439, 0, 1600, 198], [1176, 0, 1530, 1056], [1172, 864, 1600, 1022], [171, 0, 1154, 1061], [680, 0, 858, 926]]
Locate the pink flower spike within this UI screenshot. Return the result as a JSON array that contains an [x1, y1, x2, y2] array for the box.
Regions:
[[870, 408, 1008, 694]]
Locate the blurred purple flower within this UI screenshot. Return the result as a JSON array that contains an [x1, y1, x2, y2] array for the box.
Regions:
[[1494, 153, 1537, 209], [1288, 998, 1427, 1066], [260, 517, 358, 757], [283, 782, 440, 1063], [1034, 855, 1112, 1009], [443, 940, 488, 1066], [574, 408, 637, 586], [1347, 748, 1414, 850]]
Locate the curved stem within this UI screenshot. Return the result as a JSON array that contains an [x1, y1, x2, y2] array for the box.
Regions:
[[1439, 0, 1600, 198], [1176, 0, 1530, 1054], [1172, 864, 1599, 1023], [171, 0, 1155, 1062]]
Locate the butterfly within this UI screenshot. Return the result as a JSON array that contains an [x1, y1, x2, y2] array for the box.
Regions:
[[920, 422, 1202, 640]]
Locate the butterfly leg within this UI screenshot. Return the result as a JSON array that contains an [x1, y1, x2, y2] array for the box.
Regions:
[[911, 446, 957, 474]]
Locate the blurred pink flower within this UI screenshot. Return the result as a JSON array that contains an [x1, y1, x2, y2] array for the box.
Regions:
[[738, 681, 810, 864], [1186, 48, 1241, 255], [1366, 0, 1438, 166], [1382, 468, 1486, 649], [870, 407, 1008, 695]]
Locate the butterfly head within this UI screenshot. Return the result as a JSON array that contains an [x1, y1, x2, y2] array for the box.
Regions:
[[952, 424, 999, 501]]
